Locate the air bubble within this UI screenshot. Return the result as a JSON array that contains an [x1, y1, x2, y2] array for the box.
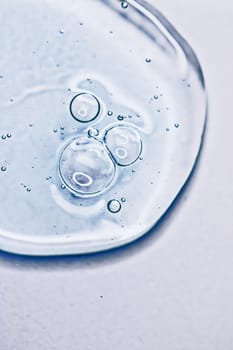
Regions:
[[104, 125, 142, 166], [1, 166, 6, 172], [88, 128, 99, 137], [107, 199, 121, 213], [59, 137, 115, 197], [70, 93, 100, 123], [145, 58, 152, 63], [121, 1, 128, 9]]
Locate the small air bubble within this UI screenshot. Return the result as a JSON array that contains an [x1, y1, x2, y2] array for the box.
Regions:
[[1, 135, 6, 140], [59, 29, 64, 34], [1, 166, 6, 172], [145, 58, 151, 63], [174, 123, 180, 128], [121, 1, 128, 9], [27, 188, 31, 192], [70, 93, 100, 123], [108, 111, 113, 116], [121, 197, 126, 203], [117, 115, 124, 121], [88, 128, 99, 138], [7, 133, 11, 138], [108, 199, 121, 213]]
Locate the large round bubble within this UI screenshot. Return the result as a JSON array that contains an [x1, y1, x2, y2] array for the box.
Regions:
[[104, 125, 142, 166], [59, 137, 115, 197]]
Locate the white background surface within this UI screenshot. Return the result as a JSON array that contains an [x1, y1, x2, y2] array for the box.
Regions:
[[1, 1, 233, 349]]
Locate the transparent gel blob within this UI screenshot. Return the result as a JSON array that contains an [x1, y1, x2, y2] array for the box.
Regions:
[[0, 0, 207, 255]]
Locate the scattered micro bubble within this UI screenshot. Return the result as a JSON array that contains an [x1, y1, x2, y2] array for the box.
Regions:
[[10, 98, 14, 103], [70, 93, 100, 123], [166, 128, 170, 132], [174, 123, 180, 128], [154, 95, 159, 100], [1, 166, 6, 172], [1, 135, 6, 140], [107, 111, 113, 116], [53, 129, 57, 133], [88, 128, 99, 138], [27, 188, 31, 192], [59, 137, 115, 197], [7, 133, 11, 138], [104, 125, 142, 166], [121, 1, 128, 9], [59, 29, 64, 34], [107, 199, 121, 213], [61, 184, 66, 190], [145, 58, 152, 63], [117, 115, 124, 121], [121, 197, 126, 203]]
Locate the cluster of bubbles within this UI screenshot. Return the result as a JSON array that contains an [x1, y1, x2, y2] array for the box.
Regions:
[[58, 92, 143, 212], [1, 133, 11, 140], [21, 183, 31, 192]]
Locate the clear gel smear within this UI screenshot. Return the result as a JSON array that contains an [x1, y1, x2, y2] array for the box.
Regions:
[[0, 0, 207, 255]]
